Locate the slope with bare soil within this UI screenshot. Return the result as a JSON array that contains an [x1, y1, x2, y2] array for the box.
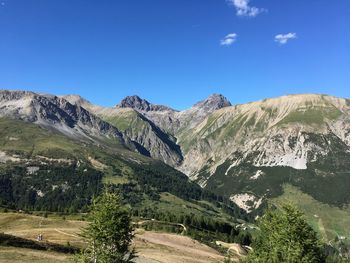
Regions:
[[135, 231, 224, 263], [0, 213, 227, 263]]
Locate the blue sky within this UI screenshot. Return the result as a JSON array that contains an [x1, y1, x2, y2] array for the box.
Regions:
[[0, 0, 349, 110]]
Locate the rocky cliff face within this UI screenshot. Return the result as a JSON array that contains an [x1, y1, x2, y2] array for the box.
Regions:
[[114, 110, 183, 166], [179, 94, 350, 177], [0, 90, 136, 150]]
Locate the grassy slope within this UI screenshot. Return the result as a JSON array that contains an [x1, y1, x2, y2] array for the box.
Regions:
[[0, 117, 247, 262], [0, 213, 85, 247], [0, 118, 81, 158], [277, 105, 342, 126], [0, 117, 243, 228], [101, 109, 145, 133], [0, 117, 136, 160], [147, 192, 236, 223], [0, 213, 80, 262], [0, 212, 225, 263], [0, 246, 71, 263], [271, 184, 350, 242]]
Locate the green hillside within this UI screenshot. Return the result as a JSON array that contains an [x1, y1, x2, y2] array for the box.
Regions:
[[0, 117, 248, 242], [272, 184, 350, 243]]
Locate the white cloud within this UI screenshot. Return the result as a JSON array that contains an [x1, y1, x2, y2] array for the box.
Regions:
[[220, 33, 237, 46], [228, 0, 266, 17], [274, 33, 297, 45]]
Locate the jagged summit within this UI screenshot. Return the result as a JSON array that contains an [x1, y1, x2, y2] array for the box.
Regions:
[[0, 90, 36, 100], [115, 93, 231, 113], [116, 95, 175, 112], [193, 93, 232, 111]]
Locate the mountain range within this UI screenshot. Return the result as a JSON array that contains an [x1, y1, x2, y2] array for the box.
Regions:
[[65, 92, 350, 211], [1, 90, 350, 217]]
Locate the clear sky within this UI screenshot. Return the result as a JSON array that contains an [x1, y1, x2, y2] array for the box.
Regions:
[[0, 0, 349, 110]]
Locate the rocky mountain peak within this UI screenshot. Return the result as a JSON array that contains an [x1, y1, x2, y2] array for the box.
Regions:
[[193, 93, 232, 111], [116, 95, 174, 112]]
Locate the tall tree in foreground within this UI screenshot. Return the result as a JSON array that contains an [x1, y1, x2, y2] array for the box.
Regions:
[[77, 191, 136, 263], [243, 204, 324, 263]]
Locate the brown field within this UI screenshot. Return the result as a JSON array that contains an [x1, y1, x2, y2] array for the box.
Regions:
[[0, 212, 226, 263]]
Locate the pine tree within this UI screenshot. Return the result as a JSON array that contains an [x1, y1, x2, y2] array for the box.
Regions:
[[243, 204, 325, 263], [77, 191, 136, 263]]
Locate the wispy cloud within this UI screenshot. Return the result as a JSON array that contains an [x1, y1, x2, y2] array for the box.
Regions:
[[220, 33, 237, 46], [227, 0, 266, 17], [274, 33, 297, 45]]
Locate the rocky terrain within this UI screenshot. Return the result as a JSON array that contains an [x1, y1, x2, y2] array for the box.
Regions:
[[179, 94, 350, 175], [89, 93, 350, 213], [171, 94, 350, 212], [2, 90, 350, 214], [0, 90, 137, 150]]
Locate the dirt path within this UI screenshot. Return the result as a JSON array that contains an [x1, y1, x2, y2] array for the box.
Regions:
[[135, 231, 224, 263], [318, 218, 328, 241], [54, 228, 80, 238], [0, 213, 226, 263]]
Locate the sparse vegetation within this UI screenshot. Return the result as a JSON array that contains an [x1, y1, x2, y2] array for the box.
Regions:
[[277, 106, 342, 126]]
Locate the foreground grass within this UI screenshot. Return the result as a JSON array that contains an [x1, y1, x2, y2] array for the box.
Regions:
[[0, 246, 71, 263], [272, 184, 350, 242], [0, 212, 225, 263], [0, 213, 86, 248]]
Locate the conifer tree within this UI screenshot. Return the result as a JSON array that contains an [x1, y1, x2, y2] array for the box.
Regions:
[[77, 191, 136, 263], [243, 204, 324, 263]]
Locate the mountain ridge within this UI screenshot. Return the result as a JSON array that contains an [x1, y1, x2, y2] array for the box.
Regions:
[[3, 89, 350, 214]]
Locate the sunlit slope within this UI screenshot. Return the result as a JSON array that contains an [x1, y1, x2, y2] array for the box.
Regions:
[[177, 94, 350, 211], [0, 117, 245, 224]]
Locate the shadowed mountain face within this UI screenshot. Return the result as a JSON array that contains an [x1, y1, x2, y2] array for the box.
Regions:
[[63, 95, 183, 166], [3, 90, 350, 214]]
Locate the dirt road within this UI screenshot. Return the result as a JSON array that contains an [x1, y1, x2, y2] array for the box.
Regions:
[[135, 231, 224, 263]]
